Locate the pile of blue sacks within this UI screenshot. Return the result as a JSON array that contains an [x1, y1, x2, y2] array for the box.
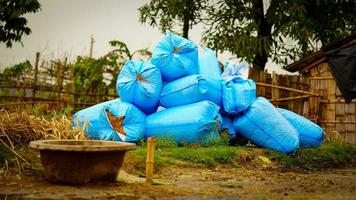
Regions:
[[73, 32, 324, 154]]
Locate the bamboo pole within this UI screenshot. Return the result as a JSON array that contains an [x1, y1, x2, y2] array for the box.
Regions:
[[146, 137, 156, 183], [309, 76, 334, 80], [269, 95, 310, 102], [256, 82, 319, 96], [89, 36, 94, 58], [32, 52, 40, 99]]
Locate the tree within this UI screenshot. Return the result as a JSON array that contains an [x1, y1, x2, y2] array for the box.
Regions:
[[202, 0, 356, 70], [0, 60, 32, 83], [0, 0, 41, 47], [139, 0, 207, 38], [70, 40, 152, 96]]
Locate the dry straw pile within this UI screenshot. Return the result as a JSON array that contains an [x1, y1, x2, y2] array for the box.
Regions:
[[0, 109, 88, 175], [0, 109, 87, 147]]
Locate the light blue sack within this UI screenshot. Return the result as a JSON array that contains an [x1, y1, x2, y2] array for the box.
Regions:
[[220, 115, 237, 142], [223, 77, 256, 114], [72, 99, 146, 143], [198, 48, 222, 80], [116, 60, 162, 114], [160, 75, 222, 108], [145, 101, 221, 145], [278, 108, 324, 148], [233, 97, 299, 154], [151, 31, 198, 81]]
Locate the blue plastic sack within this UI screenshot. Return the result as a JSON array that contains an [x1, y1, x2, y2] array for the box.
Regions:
[[220, 115, 237, 142], [233, 97, 299, 154], [160, 75, 222, 108], [198, 48, 222, 80], [146, 101, 221, 145], [116, 60, 162, 114], [278, 108, 324, 148], [222, 60, 249, 81], [72, 99, 146, 143], [223, 77, 256, 114], [151, 32, 198, 82]]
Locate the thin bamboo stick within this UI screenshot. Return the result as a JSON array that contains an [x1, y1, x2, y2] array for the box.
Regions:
[[269, 95, 310, 102], [146, 137, 156, 183], [256, 82, 319, 96]]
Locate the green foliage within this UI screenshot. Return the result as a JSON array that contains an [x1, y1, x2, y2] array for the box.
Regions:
[[267, 143, 356, 170], [139, 0, 207, 38], [0, 60, 32, 80], [0, 0, 41, 47], [70, 56, 108, 95], [202, 0, 356, 69]]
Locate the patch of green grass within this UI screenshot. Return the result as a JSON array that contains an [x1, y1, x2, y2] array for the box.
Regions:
[[267, 143, 356, 170], [127, 138, 254, 171], [162, 146, 253, 167]]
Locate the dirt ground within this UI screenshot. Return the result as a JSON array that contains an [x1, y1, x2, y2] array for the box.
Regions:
[[0, 164, 355, 200]]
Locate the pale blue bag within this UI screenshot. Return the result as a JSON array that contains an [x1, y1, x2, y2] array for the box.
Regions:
[[223, 76, 256, 114], [116, 60, 162, 114], [160, 75, 222, 108], [145, 101, 221, 145], [151, 31, 198, 81], [198, 48, 222, 80], [278, 108, 324, 148], [233, 97, 299, 154], [72, 99, 146, 143]]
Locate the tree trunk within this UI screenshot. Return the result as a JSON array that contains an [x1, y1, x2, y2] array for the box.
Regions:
[[182, 0, 192, 39], [252, 0, 272, 70]]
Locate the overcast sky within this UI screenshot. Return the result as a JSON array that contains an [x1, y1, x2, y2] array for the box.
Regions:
[[0, 0, 292, 74]]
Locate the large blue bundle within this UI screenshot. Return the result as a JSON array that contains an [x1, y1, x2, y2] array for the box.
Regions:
[[116, 60, 162, 114], [72, 99, 146, 143], [220, 115, 237, 142], [159, 75, 222, 108], [151, 32, 198, 82], [223, 77, 256, 114], [146, 101, 221, 145], [278, 108, 324, 147], [198, 48, 222, 80], [233, 97, 299, 154]]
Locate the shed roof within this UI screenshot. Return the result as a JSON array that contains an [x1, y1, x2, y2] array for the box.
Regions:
[[284, 35, 356, 72]]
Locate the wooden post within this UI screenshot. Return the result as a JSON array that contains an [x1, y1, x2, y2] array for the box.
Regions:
[[271, 72, 280, 102], [59, 57, 67, 103], [89, 36, 94, 58], [33, 52, 40, 99], [146, 137, 156, 183]]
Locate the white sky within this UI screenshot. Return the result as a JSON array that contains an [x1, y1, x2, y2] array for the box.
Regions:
[[0, 0, 293, 74]]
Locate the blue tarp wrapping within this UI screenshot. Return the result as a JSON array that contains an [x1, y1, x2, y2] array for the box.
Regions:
[[233, 97, 299, 154], [220, 115, 237, 142], [278, 108, 324, 147], [151, 32, 198, 82], [198, 48, 222, 80], [145, 101, 221, 145], [72, 99, 146, 143], [116, 60, 162, 114], [223, 77, 256, 114], [159, 75, 222, 108]]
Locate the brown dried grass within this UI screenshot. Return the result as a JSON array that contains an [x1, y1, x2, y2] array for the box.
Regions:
[[0, 109, 88, 175], [0, 109, 87, 147]]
